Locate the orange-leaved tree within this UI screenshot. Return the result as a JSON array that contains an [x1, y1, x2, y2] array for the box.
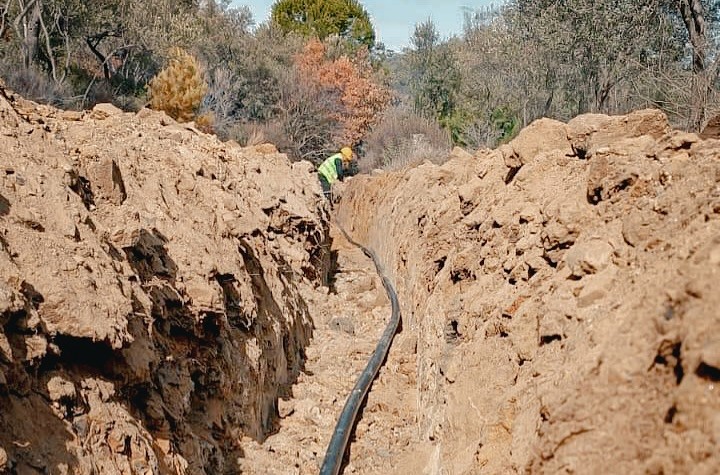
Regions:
[[296, 38, 390, 147]]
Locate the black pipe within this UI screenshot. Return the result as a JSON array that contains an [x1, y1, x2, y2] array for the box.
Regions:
[[319, 223, 402, 475]]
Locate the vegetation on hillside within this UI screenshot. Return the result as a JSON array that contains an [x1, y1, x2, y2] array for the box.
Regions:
[[271, 0, 375, 49], [148, 47, 207, 123], [0, 0, 718, 168]]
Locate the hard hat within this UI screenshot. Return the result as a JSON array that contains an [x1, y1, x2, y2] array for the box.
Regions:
[[340, 147, 353, 161]]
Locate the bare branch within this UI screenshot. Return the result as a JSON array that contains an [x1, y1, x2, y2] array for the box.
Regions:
[[85, 30, 121, 80], [12, 0, 38, 28], [0, 0, 12, 39], [37, 6, 56, 81]]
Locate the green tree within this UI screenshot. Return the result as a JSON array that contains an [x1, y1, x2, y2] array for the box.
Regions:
[[509, 0, 675, 116], [270, 0, 375, 49], [406, 20, 461, 140]]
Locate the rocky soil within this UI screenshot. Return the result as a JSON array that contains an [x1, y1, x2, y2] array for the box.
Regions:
[[338, 109, 720, 474], [2, 80, 719, 475], [0, 82, 330, 474], [239, 226, 418, 474]]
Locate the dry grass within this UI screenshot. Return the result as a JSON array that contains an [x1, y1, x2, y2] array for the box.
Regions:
[[1, 62, 72, 107]]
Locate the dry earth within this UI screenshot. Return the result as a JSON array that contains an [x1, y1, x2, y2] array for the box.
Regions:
[[338, 110, 720, 474], [239, 226, 418, 474], [1, 80, 719, 475], [0, 82, 330, 474]]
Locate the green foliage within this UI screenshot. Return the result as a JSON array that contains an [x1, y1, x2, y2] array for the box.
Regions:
[[406, 20, 461, 138], [3, 0, 720, 155], [490, 107, 520, 144], [433, 0, 720, 147], [509, 0, 678, 115], [271, 0, 375, 49]]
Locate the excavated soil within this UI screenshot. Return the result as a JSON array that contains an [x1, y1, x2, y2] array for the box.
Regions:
[[338, 110, 720, 474], [2, 80, 720, 475], [0, 83, 331, 474], [239, 226, 419, 474]]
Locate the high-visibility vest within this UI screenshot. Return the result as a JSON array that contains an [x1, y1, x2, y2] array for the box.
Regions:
[[318, 153, 343, 184]]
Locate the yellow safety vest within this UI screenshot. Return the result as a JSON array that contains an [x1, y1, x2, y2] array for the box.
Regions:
[[318, 153, 343, 184]]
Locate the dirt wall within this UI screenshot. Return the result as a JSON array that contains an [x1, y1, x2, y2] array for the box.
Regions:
[[0, 84, 329, 474], [337, 110, 720, 473]]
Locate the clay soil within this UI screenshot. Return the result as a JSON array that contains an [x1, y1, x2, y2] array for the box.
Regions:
[[338, 110, 720, 474]]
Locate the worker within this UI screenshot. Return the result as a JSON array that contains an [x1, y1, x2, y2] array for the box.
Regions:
[[317, 146, 354, 200]]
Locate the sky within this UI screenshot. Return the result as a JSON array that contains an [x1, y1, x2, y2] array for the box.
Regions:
[[231, 0, 499, 52]]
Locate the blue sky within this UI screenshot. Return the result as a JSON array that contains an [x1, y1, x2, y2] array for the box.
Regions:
[[231, 1, 499, 51]]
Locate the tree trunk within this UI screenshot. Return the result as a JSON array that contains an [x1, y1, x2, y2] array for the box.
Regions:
[[678, 0, 711, 131], [13, 0, 41, 69], [1, 0, 12, 40], [678, 0, 707, 73]]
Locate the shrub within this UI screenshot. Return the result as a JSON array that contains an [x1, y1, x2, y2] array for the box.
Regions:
[[0, 60, 73, 107], [273, 68, 342, 163], [359, 106, 452, 172], [296, 38, 391, 148], [147, 48, 207, 122], [194, 113, 215, 134], [225, 121, 279, 148]]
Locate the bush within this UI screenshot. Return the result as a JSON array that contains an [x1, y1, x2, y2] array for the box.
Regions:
[[296, 38, 391, 148], [147, 48, 207, 123], [219, 121, 261, 145], [359, 106, 452, 172], [273, 68, 342, 163], [0, 60, 73, 107]]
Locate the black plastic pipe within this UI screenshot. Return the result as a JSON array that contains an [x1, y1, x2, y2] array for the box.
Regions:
[[319, 223, 402, 475]]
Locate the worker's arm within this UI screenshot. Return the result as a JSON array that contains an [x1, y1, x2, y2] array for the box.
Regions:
[[334, 157, 345, 181], [345, 160, 358, 177]]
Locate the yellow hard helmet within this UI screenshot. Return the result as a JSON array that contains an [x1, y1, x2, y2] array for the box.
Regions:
[[340, 147, 353, 161]]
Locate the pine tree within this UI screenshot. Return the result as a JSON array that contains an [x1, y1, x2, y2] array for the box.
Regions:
[[148, 48, 208, 123]]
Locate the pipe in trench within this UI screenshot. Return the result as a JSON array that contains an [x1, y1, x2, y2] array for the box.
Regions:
[[319, 221, 402, 475]]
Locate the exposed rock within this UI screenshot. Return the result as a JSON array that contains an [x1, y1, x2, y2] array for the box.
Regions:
[[564, 238, 614, 276], [700, 114, 720, 139], [91, 103, 124, 118], [506, 118, 573, 166], [3, 77, 720, 475], [328, 316, 355, 335], [47, 376, 76, 402], [24, 335, 47, 361], [576, 266, 617, 307]]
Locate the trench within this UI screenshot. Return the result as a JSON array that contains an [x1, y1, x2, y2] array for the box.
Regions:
[[238, 224, 420, 474], [320, 221, 402, 475]]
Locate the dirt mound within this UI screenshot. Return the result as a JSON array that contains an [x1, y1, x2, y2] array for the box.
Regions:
[[0, 83, 330, 473], [338, 109, 720, 473]]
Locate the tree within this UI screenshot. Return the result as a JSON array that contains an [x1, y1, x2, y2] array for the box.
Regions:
[[405, 20, 461, 140], [296, 38, 390, 148], [672, 0, 720, 129], [0, 0, 87, 84], [148, 47, 207, 123], [508, 0, 675, 116], [271, 0, 375, 49], [451, 6, 529, 147]]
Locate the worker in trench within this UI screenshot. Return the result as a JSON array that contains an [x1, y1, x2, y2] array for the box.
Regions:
[[317, 146, 357, 203]]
